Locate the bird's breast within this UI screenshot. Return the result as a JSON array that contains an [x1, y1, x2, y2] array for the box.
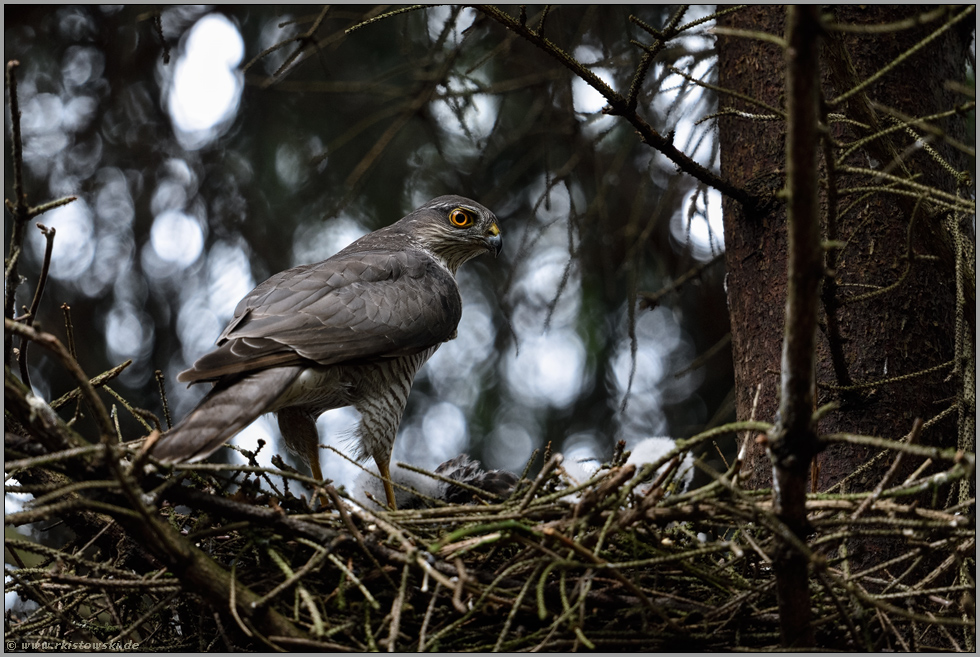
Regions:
[[269, 346, 440, 416]]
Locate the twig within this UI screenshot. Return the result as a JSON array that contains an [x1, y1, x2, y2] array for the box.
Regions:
[[474, 5, 752, 206], [517, 453, 564, 512], [60, 302, 77, 359], [638, 252, 725, 310], [4, 60, 29, 367], [344, 5, 426, 35], [823, 6, 952, 34], [5, 365, 90, 454], [16, 223, 56, 388], [160, 484, 340, 546], [829, 6, 975, 106], [850, 418, 922, 519], [625, 6, 689, 110], [5, 318, 114, 441]]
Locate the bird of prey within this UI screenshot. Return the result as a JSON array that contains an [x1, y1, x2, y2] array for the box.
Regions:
[[149, 195, 502, 509]]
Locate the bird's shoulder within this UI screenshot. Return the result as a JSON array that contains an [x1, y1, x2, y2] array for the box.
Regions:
[[222, 241, 458, 335], [175, 240, 463, 382]]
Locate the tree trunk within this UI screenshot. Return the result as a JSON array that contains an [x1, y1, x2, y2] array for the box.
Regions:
[[717, 5, 971, 570]]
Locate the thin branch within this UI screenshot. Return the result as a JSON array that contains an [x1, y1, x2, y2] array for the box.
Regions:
[[45, 360, 133, 409], [345, 5, 427, 35], [625, 5, 689, 110], [154, 369, 173, 430], [59, 302, 78, 360], [5, 318, 115, 442], [107, 459, 313, 645], [272, 5, 331, 78], [638, 251, 725, 310], [823, 6, 952, 34], [22, 224, 55, 328], [4, 60, 29, 367], [819, 96, 852, 391], [836, 165, 974, 210], [768, 6, 822, 648], [710, 25, 787, 48], [838, 102, 977, 163], [475, 5, 752, 206], [16, 224, 56, 390], [667, 63, 785, 117], [829, 6, 975, 107], [850, 418, 923, 520]]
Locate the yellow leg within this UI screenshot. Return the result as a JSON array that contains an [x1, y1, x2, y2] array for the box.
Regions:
[[278, 407, 329, 509], [376, 459, 397, 510]]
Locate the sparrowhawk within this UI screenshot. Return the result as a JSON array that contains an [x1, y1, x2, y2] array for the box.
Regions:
[[149, 195, 502, 509]]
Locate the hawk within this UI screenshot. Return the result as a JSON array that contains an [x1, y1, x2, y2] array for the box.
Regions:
[[149, 195, 502, 509]]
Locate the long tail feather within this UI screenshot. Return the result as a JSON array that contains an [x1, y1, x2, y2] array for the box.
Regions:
[[150, 366, 303, 464]]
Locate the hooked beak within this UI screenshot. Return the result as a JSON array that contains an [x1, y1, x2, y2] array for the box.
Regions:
[[486, 222, 502, 257]]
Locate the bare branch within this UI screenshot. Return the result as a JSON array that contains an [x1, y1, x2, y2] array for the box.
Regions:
[[475, 5, 752, 206], [767, 6, 822, 647], [5, 318, 115, 441]]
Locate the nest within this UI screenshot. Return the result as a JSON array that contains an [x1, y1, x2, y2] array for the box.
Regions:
[[4, 411, 975, 652]]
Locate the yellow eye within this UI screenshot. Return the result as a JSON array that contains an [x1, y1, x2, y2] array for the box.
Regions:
[[449, 208, 474, 227]]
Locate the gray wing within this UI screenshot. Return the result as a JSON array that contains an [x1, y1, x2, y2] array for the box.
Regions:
[[178, 248, 461, 382]]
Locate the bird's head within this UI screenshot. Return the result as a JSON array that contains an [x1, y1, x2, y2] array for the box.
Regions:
[[405, 195, 502, 273]]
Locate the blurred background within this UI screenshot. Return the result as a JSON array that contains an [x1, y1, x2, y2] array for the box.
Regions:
[[4, 5, 734, 491]]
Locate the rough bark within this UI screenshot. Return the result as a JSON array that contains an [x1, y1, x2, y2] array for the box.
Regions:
[[718, 5, 970, 570]]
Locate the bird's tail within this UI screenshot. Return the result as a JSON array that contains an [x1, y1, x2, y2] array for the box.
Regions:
[[149, 366, 304, 464]]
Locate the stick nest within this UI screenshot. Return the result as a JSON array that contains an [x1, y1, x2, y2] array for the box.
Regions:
[[4, 419, 975, 652]]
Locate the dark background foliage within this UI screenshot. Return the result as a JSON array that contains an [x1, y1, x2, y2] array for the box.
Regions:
[[5, 6, 732, 486]]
